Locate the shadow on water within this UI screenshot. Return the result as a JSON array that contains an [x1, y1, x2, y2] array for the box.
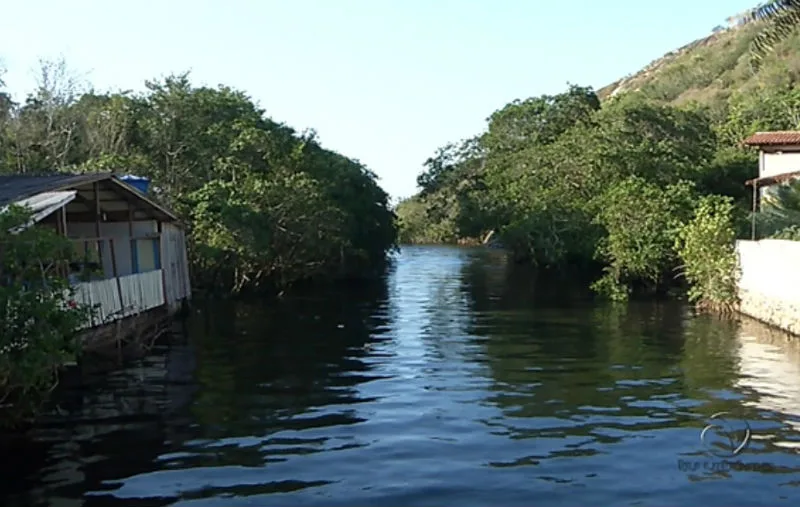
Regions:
[[0, 272, 392, 507], [186, 279, 392, 435], [2, 245, 800, 506]]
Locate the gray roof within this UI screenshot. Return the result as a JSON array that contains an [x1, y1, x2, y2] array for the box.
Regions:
[[0, 172, 181, 223], [0, 172, 112, 207]]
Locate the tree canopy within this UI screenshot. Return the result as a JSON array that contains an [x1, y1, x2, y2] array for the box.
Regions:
[[397, 8, 800, 305], [0, 61, 398, 295], [396, 80, 774, 303]]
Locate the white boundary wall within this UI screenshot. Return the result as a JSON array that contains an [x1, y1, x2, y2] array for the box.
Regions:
[[737, 239, 800, 335]]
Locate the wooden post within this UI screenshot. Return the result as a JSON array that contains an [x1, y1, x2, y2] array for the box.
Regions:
[[128, 207, 136, 274], [751, 181, 758, 240], [94, 182, 103, 272], [109, 239, 125, 317], [62, 207, 69, 278], [56, 207, 66, 278], [0, 243, 5, 284], [82, 239, 89, 282], [60, 206, 68, 237], [180, 232, 190, 303], [157, 221, 168, 311]]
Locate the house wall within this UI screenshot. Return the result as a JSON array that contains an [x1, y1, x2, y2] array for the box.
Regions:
[[736, 239, 800, 335], [68, 220, 158, 277], [68, 218, 191, 314], [161, 222, 192, 311], [761, 150, 800, 178], [758, 148, 800, 201], [73, 270, 165, 328]]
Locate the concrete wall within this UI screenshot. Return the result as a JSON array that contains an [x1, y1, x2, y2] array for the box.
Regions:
[[737, 239, 800, 335]]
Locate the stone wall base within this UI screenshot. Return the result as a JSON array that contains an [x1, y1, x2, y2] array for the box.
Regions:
[[738, 288, 800, 337]]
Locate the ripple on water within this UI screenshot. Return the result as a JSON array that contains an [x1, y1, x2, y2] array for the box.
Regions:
[[2, 246, 800, 506]]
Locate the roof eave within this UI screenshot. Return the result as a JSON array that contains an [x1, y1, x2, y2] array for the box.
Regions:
[[3, 172, 185, 227], [742, 131, 800, 147], [106, 177, 181, 223], [743, 141, 800, 147], [745, 169, 800, 187], [4, 172, 113, 206]]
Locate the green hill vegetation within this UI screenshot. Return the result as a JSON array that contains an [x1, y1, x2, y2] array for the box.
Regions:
[[396, 11, 800, 306], [597, 21, 800, 118]]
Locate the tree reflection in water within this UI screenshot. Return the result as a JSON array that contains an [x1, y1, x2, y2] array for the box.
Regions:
[[2, 247, 800, 507]]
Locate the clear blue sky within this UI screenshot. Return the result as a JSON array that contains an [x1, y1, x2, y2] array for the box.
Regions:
[[0, 0, 759, 201]]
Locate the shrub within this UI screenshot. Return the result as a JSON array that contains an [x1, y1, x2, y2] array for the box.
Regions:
[[0, 205, 92, 425], [591, 176, 695, 301], [674, 195, 739, 312], [770, 224, 800, 240]]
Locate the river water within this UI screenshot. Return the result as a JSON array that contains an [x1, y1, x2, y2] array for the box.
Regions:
[[2, 245, 800, 506]]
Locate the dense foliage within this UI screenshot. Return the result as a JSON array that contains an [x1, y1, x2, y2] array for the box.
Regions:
[[397, 10, 800, 306], [0, 206, 92, 425], [0, 64, 397, 295], [674, 196, 741, 312], [396, 78, 787, 305]]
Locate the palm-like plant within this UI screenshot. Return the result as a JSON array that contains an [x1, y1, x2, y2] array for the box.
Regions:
[[748, 0, 800, 67], [753, 179, 800, 238], [774, 178, 800, 210]]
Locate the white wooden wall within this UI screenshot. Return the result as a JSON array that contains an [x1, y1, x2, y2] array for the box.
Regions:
[[68, 220, 158, 277], [162, 222, 192, 309], [73, 270, 165, 328]]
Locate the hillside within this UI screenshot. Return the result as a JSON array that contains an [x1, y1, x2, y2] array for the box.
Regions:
[[395, 4, 800, 302], [597, 13, 800, 111]]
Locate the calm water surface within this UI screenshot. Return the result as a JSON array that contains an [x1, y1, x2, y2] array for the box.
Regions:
[[2, 245, 800, 506]]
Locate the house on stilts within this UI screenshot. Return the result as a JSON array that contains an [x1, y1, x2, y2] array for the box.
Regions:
[[0, 172, 191, 351]]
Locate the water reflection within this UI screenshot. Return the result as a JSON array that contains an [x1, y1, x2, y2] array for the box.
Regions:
[[1, 245, 799, 506], [736, 320, 800, 452], [0, 340, 197, 507]]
